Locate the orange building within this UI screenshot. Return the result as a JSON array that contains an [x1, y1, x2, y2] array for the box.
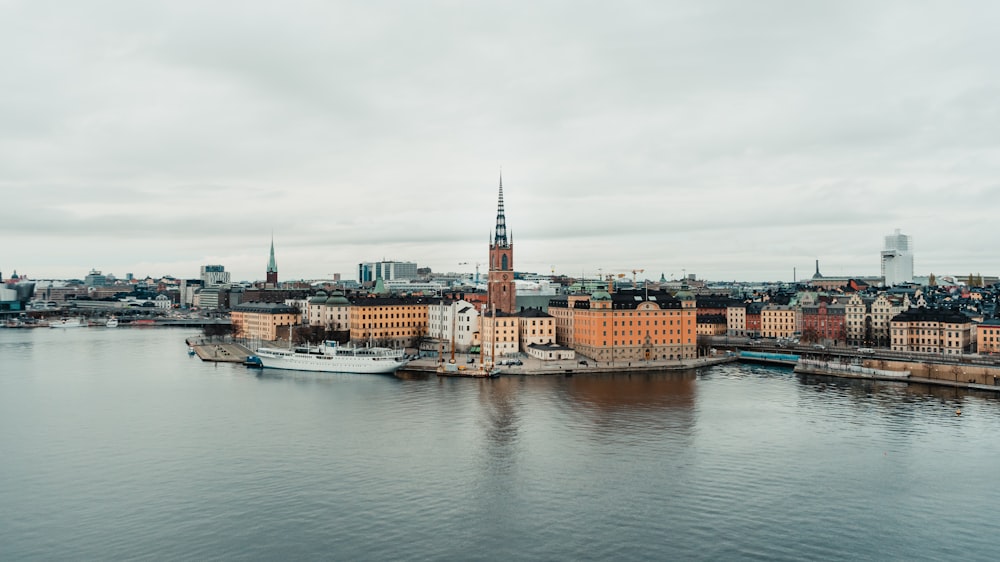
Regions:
[[349, 297, 430, 349], [550, 289, 697, 362], [977, 320, 1000, 354]]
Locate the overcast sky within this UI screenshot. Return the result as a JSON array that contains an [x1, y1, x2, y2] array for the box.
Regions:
[[4, 1, 999, 283]]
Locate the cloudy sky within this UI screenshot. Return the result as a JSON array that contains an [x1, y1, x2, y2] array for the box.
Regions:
[[4, 1, 999, 283]]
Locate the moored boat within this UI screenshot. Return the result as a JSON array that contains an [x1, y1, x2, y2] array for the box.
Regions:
[[49, 317, 87, 328], [105, 317, 119, 328], [253, 340, 408, 374]]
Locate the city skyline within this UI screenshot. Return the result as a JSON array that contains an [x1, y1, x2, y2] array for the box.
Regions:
[[5, 2, 999, 282]]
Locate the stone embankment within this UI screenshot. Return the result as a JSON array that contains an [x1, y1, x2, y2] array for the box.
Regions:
[[401, 354, 736, 376]]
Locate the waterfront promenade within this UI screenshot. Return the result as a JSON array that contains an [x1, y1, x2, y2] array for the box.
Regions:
[[401, 352, 736, 375]]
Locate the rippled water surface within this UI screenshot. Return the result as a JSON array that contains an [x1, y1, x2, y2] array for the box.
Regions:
[[2, 328, 999, 560]]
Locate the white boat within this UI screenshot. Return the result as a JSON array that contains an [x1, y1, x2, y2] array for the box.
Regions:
[[49, 317, 86, 328], [105, 317, 119, 328], [251, 340, 408, 374]]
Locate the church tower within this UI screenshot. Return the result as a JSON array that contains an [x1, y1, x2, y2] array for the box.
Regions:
[[266, 236, 278, 287], [488, 173, 516, 314]]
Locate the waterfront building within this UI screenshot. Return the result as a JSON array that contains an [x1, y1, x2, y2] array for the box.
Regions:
[[427, 299, 480, 352], [231, 302, 299, 341], [487, 174, 516, 315], [480, 309, 520, 359], [745, 302, 764, 337], [761, 304, 798, 339], [357, 261, 418, 283], [881, 229, 914, 287], [548, 294, 589, 347], [525, 342, 576, 361], [697, 314, 728, 336], [976, 320, 1000, 355], [200, 265, 230, 287], [518, 307, 556, 349], [800, 301, 846, 343], [726, 303, 747, 337], [845, 293, 909, 347], [196, 285, 228, 310], [306, 291, 352, 331], [890, 307, 972, 355], [349, 297, 429, 349], [266, 238, 278, 288], [549, 289, 697, 363]]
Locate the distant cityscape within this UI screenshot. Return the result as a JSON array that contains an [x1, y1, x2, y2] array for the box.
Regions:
[[4, 178, 1000, 363]]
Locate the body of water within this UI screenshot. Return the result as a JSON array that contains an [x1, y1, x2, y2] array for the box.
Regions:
[[2, 327, 998, 560]]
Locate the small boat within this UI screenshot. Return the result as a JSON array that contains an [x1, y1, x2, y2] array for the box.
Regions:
[[105, 317, 119, 328], [49, 317, 86, 328]]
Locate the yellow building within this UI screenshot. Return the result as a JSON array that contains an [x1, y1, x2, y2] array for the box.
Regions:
[[480, 311, 520, 359], [349, 297, 430, 349], [890, 307, 972, 355], [550, 289, 697, 363], [230, 302, 300, 341], [761, 304, 797, 339], [518, 307, 556, 348]]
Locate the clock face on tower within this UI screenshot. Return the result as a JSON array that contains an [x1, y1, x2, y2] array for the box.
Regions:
[[502, 274, 508, 280]]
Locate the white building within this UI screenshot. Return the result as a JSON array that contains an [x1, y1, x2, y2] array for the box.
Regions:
[[358, 261, 418, 283], [881, 229, 914, 286], [427, 299, 480, 352], [200, 265, 230, 287]]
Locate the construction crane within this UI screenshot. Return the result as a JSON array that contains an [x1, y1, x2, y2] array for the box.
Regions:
[[631, 269, 644, 288], [458, 262, 484, 284]]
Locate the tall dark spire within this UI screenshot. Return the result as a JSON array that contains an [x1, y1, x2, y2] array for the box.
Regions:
[[494, 172, 508, 248]]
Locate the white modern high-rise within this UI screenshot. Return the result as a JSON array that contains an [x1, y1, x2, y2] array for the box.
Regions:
[[881, 229, 913, 286]]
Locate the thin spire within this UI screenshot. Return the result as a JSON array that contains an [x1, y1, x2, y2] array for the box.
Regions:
[[494, 171, 508, 247], [267, 234, 278, 273]]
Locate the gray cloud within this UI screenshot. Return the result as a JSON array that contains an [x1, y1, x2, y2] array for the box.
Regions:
[[4, 1, 1000, 282]]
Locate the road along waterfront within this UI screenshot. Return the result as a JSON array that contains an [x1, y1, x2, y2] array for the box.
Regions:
[[3, 327, 999, 560]]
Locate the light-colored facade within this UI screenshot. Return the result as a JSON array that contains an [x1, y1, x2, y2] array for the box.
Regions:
[[845, 293, 909, 347], [881, 229, 914, 287], [231, 302, 299, 341], [761, 304, 797, 339], [428, 300, 480, 352], [306, 291, 351, 331], [349, 297, 429, 349], [480, 311, 520, 358], [518, 309, 556, 349], [200, 265, 230, 287], [977, 321, 1000, 355], [726, 304, 747, 337], [358, 261, 418, 283], [890, 308, 972, 355]]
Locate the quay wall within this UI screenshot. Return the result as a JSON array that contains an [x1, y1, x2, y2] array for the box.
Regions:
[[864, 359, 1000, 387]]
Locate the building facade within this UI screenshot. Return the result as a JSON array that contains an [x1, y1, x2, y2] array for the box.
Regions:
[[349, 297, 429, 349], [231, 302, 299, 341], [881, 229, 914, 287], [200, 265, 230, 286], [427, 299, 480, 352], [551, 289, 697, 363], [890, 307, 972, 355], [977, 320, 1000, 354], [761, 304, 798, 339]]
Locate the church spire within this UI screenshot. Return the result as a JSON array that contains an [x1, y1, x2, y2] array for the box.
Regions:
[[267, 235, 278, 273], [494, 172, 508, 248]]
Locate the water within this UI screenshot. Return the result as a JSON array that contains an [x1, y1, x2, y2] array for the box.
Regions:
[[2, 328, 999, 560]]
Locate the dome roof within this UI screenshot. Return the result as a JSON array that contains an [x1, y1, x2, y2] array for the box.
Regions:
[[325, 291, 350, 305], [591, 290, 612, 301], [309, 291, 328, 304], [674, 290, 695, 301]]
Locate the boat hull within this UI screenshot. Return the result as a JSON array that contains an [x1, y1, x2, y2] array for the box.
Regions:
[[254, 343, 408, 374]]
